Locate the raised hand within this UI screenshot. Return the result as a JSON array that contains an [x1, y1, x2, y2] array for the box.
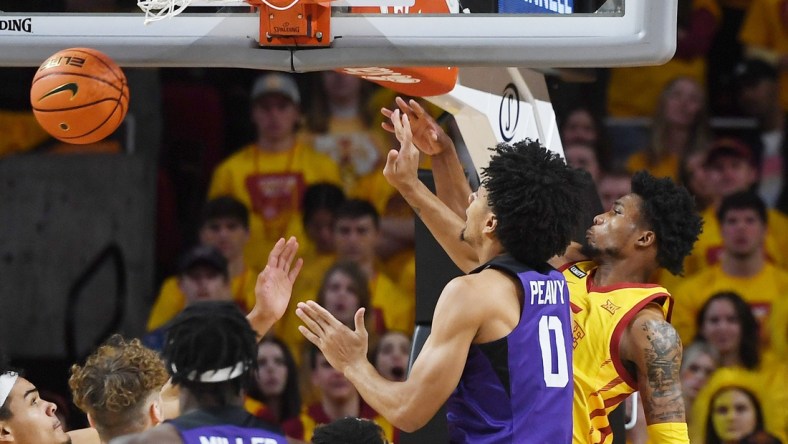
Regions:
[[248, 237, 303, 336], [381, 97, 453, 156], [296, 301, 369, 375], [382, 109, 422, 193]]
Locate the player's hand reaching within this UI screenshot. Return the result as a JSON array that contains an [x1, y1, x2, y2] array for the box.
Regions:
[[248, 237, 303, 337], [381, 97, 453, 156], [297, 301, 369, 375], [383, 109, 422, 192]]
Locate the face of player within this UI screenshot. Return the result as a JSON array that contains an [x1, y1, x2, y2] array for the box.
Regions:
[[680, 353, 716, 400], [179, 265, 229, 304], [584, 193, 646, 260], [711, 388, 758, 442], [460, 186, 493, 246], [662, 78, 704, 128], [700, 299, 741, 356], [199, 217, 249, 263], [322, 270, 362, 326], [306, 209, 336, 254], [720, 208, 765, 259], [322, 71, 362, 105], [0, 378, 70, 444], [597, 175, 631, 215], [374, 332, 411, 382], [334, 216, 378, 265], [706, 157, 757, 198], [312, 353, 356, 403], [251, 94, 300, 144], [561, 109, 597, 145], [255, 342, 288, 399], [564, 144, 600, 182]]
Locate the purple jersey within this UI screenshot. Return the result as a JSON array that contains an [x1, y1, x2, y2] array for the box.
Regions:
[[169, 406, 287, 444], [446, 255, 573, 443]]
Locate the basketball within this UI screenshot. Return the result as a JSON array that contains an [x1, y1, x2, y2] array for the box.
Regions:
[[30, 47, 129, 145]]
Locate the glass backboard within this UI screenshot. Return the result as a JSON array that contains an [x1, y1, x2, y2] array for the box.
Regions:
[[0, 0, 675, 71]]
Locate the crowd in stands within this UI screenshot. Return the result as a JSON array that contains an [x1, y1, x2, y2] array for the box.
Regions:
[[0, 0, 788, 442]]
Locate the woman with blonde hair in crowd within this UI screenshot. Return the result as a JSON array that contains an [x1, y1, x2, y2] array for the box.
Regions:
[[626, 76, 712, 182]]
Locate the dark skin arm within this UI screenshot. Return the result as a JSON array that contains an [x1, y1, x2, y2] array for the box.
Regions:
[[620, 305, 686, 425]]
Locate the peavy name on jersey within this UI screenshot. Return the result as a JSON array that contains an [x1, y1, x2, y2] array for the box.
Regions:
[[528, 280, 565, 305]]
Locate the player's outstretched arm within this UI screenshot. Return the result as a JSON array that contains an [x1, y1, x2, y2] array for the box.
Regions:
[[624, 306, 689, 443], [247, 237, 303, 338], [296, 277, 480, 432], [381, 97, 471, 218], [384, 109, 479, 272]]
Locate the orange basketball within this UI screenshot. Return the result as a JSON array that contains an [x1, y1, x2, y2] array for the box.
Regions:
[[30, 47, 129, 145]]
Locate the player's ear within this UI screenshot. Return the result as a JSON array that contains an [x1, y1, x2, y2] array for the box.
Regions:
[[484, 213, 498, 234], [636, 230, 655, 248]]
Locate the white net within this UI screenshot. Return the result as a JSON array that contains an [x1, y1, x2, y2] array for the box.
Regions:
[[137, 0, 251, 24]]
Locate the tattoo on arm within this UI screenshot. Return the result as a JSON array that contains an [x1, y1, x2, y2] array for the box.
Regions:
[[641, 319, 685, 423]]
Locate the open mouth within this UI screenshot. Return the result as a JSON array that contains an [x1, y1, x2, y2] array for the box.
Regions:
[[390, 366, 405, 379]]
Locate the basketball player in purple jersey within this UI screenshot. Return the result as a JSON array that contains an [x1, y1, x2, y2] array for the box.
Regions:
[[296, 110, 586, 442]]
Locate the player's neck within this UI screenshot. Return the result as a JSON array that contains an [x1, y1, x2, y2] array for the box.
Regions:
[[720, 249, 765, 277], [592, 257, 654, 286], [256, 134, 296, 153], [322, 393, 360, 420], [476, 242, 504, 266]]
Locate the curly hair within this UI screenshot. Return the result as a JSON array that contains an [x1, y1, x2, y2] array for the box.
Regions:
[[69, 334, 168, 441], [312, 417, 386, 444], [164, 301, 258, 403], [481, 139, 587, 265], [630, 171, 702, 275]]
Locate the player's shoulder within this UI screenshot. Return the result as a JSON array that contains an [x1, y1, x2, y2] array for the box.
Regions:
[[560, 260, 596, 281]]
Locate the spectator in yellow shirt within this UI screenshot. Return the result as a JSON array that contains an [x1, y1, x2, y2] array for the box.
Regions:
[[208, 72, 342, 270], [625, 76, 712, 182], [147, 197, 256, 332], [672, 192, 788, 352], [334, 200, 414, 335], [681, 138, 788, 276]]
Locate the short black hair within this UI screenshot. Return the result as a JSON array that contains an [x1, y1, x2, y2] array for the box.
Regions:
[[312, 417, 386, 444], [200, 196, 250, 230], [335, 199, 380, 229], [482, 139, 586, 265], [163, 301, 258, 404], [717, 191, 767, 225], [630, 171, 702, 275], [302, 183, 346, 228]]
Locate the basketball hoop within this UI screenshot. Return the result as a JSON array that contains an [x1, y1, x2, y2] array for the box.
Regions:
[[137, 0, 253, 24]]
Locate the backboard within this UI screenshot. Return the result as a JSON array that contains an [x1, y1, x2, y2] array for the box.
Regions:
[[0, 0, 677, 71]]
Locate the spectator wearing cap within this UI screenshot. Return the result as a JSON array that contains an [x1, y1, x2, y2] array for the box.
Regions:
[[208, 72, 341, 270], [733, 58, 788, 212], [143, 245, 232, 351], [680, 137, 788, 278], [739, 0, 788, 113], [147, 197, 259, 332]]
